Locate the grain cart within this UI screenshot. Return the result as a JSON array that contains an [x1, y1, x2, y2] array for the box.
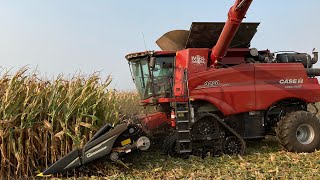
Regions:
[[41, 0, 320, 175]]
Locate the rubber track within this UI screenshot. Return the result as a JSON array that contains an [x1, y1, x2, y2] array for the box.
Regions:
[[199, 113, 246, 155]]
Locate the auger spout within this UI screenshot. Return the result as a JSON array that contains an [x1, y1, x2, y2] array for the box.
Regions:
[[210, 0, 253, 67]]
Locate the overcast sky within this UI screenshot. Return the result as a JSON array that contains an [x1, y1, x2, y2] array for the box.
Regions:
[[0, 0, 319, 90]]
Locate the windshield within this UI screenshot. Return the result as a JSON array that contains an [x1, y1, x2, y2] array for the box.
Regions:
[[130, 58, 152, 99], [151, 57, 174, 97], [130, 56, 174, 100]]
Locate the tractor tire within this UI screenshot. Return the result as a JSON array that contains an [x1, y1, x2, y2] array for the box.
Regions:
[[162, 132, 179, 157], [276, 111, 320, 153]]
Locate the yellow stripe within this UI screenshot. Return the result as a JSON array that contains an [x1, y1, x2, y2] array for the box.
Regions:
[[121, 138, 131, 146]]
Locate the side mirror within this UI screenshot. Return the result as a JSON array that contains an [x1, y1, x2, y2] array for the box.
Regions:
[[149, 57, 156, 69], [312, 48, 318, 64]]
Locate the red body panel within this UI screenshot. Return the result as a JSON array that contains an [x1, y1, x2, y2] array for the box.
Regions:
[[137, 112, 171, 131], [141, 97, 188, 104], [189, 63, 256, 115], [174, 49, 209, 97], [254, 63, 320, 110], [186, 54, 320, 115]]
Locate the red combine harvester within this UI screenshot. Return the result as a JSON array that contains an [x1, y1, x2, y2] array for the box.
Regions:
[[41, 0, 320, 175]]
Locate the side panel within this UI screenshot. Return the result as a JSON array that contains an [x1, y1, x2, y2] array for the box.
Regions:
[[174, 49, 209, 97], [174, 49, 188, 97], [255, 63, 320, 110], [189, 64, 256, 115], [137, 112, 171, 131], [187, 49, 209, 74]]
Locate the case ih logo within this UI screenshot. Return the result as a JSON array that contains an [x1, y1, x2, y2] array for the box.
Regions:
[[191, 55, 206, 65], [279, 78, 304, 84]]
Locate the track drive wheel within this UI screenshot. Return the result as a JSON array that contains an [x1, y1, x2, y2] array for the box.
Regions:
[[276, 111, 320, 152]]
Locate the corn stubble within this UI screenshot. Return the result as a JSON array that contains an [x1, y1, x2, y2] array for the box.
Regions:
[[0, 67, 143, 178]]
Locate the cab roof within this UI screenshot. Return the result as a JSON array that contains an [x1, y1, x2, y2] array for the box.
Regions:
[[125, 51, 175, 61]]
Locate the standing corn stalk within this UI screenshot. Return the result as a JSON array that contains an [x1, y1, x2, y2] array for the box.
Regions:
[[0, 68, 143, 178]]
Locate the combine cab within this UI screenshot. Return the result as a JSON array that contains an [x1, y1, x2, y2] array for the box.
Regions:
[[41, 0, 320, 176]]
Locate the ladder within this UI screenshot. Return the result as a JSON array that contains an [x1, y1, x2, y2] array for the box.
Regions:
[[175, 102, 192, 154], [174, 68, 193, 154]]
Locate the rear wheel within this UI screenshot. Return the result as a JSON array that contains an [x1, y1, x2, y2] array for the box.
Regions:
[[276, 111, 320, 152]]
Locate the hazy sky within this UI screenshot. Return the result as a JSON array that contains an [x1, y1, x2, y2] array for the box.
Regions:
[[0, 1, 320, 90]]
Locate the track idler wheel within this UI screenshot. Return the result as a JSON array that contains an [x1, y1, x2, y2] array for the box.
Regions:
[[223, 136, 245, 155]]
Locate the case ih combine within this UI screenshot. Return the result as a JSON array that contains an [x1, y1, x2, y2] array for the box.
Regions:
[[41, 0, 320, 175]]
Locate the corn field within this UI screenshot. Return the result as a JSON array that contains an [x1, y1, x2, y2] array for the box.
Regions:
[[0, 67, 144, 178], [1, 68, 319, 179]]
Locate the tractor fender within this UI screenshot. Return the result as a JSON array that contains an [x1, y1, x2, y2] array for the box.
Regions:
[[190, 95, 236, 116]]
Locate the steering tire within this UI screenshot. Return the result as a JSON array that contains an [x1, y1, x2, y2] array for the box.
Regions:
[[276, 111, 320, 152]]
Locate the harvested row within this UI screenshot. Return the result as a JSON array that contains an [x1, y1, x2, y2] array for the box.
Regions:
[[0, 68, 143, 178]]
